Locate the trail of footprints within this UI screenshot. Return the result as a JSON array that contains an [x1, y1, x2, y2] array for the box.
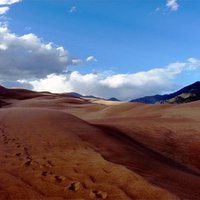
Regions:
[[0, 116, 108, 199]]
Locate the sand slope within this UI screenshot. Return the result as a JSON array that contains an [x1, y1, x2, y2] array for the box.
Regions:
[[0, 91, 200, 199], [0, 107, 178, 199], [65, 100, 200, 199]]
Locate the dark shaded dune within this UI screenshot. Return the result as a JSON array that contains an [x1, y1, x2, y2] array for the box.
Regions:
[[94, 124, 200, 176], [0, 85, 48, 100], [90, 124, 200, 200], [87, 113, 200, 174], [69, 101, 200, 173], [0, 99, 11, 108], [0, 85, 81, 100], [65, 100, 200, 199]]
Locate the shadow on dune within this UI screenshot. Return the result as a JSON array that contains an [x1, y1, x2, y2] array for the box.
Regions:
[[91, 124, 200, 200]]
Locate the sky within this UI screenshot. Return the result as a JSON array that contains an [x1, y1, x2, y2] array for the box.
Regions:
[[0, 0, 200, 101]]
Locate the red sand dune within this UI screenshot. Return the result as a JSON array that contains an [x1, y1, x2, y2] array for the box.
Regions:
[[0, 88, 200, 199]]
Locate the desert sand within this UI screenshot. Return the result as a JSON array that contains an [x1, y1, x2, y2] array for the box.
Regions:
[[0, 88, 200, 199]]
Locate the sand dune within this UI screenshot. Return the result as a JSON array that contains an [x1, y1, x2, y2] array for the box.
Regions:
[[0, 89, 200, 199]]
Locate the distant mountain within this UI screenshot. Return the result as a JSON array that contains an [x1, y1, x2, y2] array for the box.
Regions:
[[108, 97, 120, 101], [69, 92, 104, 100], [68, 92, 83, 98], [130, 81, 200, 104], [157, 89, 200, 104], [69, 92, 120, 101]]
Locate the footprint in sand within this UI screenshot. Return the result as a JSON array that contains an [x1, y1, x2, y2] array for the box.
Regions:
[[42, 171, 48, 176], [40, 163, 53, 169], [68, 182, 84, 192], [41, 171, 53, 176], [90, 191, 108, 199], [54, 175, 66, 181], [23, 147, 29, 154], [24, 160, 33, 166]]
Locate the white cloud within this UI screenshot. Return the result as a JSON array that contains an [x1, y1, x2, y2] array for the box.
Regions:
[[24, 27, 31, 31], [29, 59, 200, 101], [154, 0, 179, 14], [1, 79, 33, 89], [0, 6, 9, 14], [166, 0, 179, 11], [0, 25, 82, 80], [0, 0, 21, 5], [188, 58, 200, 64], [0, 0, 21, 15], [156, 8, 160, 12], [86, 56, 98, 62], [70, 6, 76, 13]]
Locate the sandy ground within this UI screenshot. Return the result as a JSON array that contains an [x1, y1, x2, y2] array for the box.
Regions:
[[0, 90, 200, 199]]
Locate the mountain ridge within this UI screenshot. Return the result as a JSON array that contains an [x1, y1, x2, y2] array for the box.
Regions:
[[130, 81, 200, 104], [1, 81, 200, 104], [69, 92, 120, 101]]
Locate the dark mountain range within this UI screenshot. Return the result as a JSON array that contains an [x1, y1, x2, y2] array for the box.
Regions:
[[157, 88, 200, 104], [108, 97, 120, 101], [69, 92, 120, 101], [1, 81, 199, 105], [130, 81, 200, 104], [69, 92, 104, 99]]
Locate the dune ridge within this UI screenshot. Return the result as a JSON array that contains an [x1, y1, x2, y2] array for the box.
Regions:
[[0, 88, 200, 199]]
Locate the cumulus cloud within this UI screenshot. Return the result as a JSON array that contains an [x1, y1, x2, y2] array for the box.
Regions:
[[70, 6, 76, 13], [86, 56, 98, 62], [0, 0, 21, 15], [154, 0, 179, 14], [0, 6, 9, 14], [29, 59, 200, 101], [1, 80, 33, 90], [0, 0, 21, 5], [166, 0, 179, 11], [188, 58, 200, 64], [0, 25, 82, 81]]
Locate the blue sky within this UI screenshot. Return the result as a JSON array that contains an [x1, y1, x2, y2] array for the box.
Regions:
[[0, 0, 200, 101]]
